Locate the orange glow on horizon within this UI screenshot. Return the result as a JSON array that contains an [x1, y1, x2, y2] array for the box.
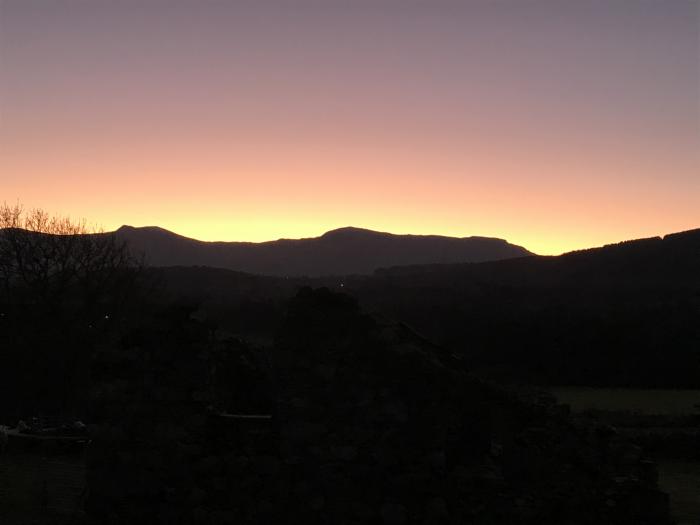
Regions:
[[1, 1, 698, 256]]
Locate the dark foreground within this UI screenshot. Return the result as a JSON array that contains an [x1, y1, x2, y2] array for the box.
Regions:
[[2, 227, 698, 524], [14, 289, 666, 524]]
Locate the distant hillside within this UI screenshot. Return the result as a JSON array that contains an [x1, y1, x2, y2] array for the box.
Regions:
[[153, 228, 700, 387], [373, 228, 700, 285], [358, 228, 700, 387], [116, 225, 532, 276]]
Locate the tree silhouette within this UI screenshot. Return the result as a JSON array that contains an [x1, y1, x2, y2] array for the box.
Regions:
[[0, 203, 144, 419], [0, 202, 139, 314]]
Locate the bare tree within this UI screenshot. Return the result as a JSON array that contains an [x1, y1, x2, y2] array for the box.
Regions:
[[0, 202, 139, 313], [0, 203, 146, 417]]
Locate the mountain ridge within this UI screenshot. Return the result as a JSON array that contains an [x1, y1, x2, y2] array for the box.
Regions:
[[114, 225, 532, 276], [117, 224, 518, 245]]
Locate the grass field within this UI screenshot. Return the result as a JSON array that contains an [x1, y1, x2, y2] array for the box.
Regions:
[[0, 450, 86, 524], [658, 461, 700, 525], [549, 387, 700, 415], [550, 387, 700, 524]]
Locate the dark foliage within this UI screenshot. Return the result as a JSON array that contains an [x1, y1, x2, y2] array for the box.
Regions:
[[0, 206, 149, 422], [87, 288, 671, 524]]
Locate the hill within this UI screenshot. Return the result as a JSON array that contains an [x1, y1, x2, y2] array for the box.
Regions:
[[154, 228, 700, 387], [357, 228, 700, 386], [115, 225, 532, 276]]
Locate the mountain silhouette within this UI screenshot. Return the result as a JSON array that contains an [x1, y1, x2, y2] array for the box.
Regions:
[[115, 225, 532, 276], [149, 227, 700, 387]]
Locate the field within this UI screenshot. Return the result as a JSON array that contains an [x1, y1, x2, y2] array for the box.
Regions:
[[550, 387, 700, 525], [0, 449, 86, 525], [658, 461, 700, 525], [549, 387, 700, 415]]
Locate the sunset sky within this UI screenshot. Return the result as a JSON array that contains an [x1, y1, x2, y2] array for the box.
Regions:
[[1, 0, 698, 255]]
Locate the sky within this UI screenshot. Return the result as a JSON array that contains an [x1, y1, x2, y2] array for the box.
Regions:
[[0, 0, 698, 255]]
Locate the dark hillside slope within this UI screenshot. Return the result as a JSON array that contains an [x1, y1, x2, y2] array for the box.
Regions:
[[358, 229, 700, 386], [140, 228, 699, 387], [375, 229, 700, 287]]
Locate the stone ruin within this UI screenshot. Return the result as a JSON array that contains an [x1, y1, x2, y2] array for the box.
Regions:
[[87, 288, 672, 524]]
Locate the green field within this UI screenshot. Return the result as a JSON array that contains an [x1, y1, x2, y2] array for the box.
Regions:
[[550, 387, 700, 524], [550, 387, 700, 415], [0, 450, 86, 524], [658, 461, 700, 525]]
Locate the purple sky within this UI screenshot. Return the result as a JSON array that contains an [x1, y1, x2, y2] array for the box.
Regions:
[[1, 0, 698, 253]]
